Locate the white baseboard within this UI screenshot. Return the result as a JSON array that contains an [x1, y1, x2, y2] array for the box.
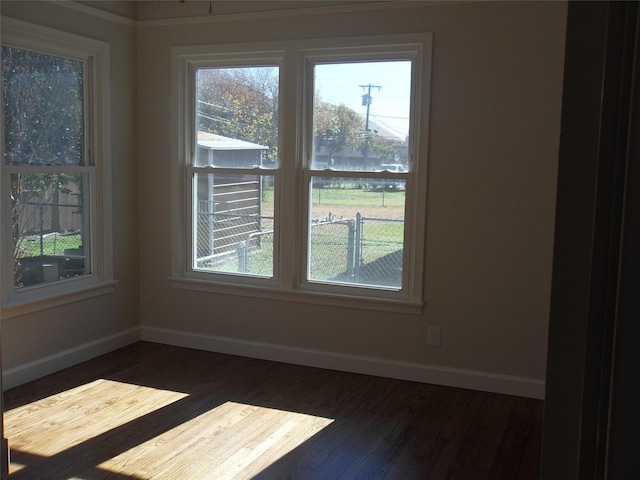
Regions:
[[2, 326, 545, 398], [2, 328, 140, 390], [140, 326, 545, 399]]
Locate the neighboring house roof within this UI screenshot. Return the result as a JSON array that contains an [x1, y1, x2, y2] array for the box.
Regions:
[[360, 115, 407, 143], [198, 131, 268, 151]]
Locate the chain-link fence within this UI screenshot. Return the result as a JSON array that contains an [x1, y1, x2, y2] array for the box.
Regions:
[[14, 201, 85, 287], [16, 202, 84, 257], [310, 213, 403, 288], [309, 216, 353, 282], [356, 216, 404, 287], [239, 229, 274, 275], [195, 208, 403, 287]]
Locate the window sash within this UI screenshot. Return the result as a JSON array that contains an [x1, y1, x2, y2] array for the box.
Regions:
[[2, 44, 92, 291], [299, 171, 410, 299], [297, 50, 421, 299], [8, 168, 93, 287], [2, 45, 87, 168], [188, 168, 277, 279], [183, 57, 283, 284]]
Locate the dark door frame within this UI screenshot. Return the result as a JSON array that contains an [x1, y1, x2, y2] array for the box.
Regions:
[[542, 2, 640, 478]]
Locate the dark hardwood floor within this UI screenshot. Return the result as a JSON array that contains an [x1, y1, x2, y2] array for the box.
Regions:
[[3, 342, 543, 479]]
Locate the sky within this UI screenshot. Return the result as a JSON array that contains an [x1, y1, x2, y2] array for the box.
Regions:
[[314, 60, 412, 139]]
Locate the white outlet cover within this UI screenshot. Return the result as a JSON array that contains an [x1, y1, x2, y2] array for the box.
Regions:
[[427, 326, 441, 347]]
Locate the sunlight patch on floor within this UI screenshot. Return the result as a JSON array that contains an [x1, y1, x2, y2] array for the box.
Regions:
[[7, 460, 24, 474], [5, 379, 189, 459], [98, 401, 334, 479]]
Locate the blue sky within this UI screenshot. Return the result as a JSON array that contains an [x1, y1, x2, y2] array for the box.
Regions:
[[314, 60, 412, 139]]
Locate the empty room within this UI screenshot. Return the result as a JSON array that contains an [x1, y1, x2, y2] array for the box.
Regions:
[[1, 1, 638, 479]]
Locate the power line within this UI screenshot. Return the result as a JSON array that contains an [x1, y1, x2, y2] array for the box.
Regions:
[[371, 113, 409, 121]]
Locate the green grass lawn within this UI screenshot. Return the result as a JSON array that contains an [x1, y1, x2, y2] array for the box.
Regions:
[[311, 184, 405, 210], [263, 184, 404, 210], [18, 233, 82, 258]]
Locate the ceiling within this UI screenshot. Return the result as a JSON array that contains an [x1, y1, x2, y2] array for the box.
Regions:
[[75, 0, 395, 22]]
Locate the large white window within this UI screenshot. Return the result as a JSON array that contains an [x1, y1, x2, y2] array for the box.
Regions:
[[1, 18, 113, 315], [173, 35, 430, 312]]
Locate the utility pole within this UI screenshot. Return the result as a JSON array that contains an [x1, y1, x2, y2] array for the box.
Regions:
[[359, 83, 381, 170]]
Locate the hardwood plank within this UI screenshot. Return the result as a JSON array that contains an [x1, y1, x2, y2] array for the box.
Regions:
[[3, 342, 543, 479]]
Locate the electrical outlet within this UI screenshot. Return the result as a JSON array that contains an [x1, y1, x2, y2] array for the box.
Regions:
[[427, 326, 441, 347]]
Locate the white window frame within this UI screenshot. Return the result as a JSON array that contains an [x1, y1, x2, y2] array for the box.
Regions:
[[1, 17, 114, 318], [182, 53, 284, 289], [171, 34, 431, 314]]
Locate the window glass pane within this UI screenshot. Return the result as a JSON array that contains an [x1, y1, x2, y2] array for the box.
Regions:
[[308, 176, 405, 289], [312, 61, 410, 172], [12, 173, 90, 288], [2, 46, 84, 166], [194, 172, 274, 277], [196, 66, 279, 169]]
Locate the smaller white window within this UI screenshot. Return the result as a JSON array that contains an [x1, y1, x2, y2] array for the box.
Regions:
[[1, 18, 114, 315]]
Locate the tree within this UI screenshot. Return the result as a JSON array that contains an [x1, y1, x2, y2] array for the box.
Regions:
[[197, 67, 279, 165], [313, 100, 363, 164], [366, 132, 401, 163], [3, 46, 84, 166]]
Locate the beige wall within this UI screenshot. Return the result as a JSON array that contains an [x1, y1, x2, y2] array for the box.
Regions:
[[137, 1, 566, 395], [1, 2, 139, 381], [0, 1, 567, 397]]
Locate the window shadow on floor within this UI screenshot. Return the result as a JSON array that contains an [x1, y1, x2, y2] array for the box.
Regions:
[[4, 342, 543, 479]]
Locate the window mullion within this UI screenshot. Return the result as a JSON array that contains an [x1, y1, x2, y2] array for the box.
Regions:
[[276, 48, 300, 289]]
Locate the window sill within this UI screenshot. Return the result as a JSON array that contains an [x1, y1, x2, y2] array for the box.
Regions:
[[170, 277, 423, 315], [1, 279, 118, 320]]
